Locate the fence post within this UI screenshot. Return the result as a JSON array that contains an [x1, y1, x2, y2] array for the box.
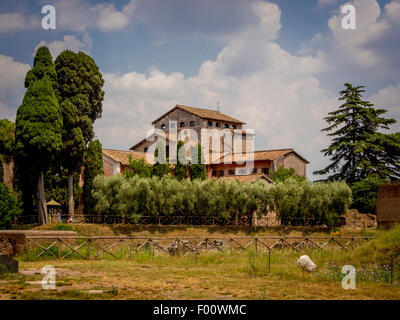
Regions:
[[268, 249, 271, 273], [88, 239, 91, 259]]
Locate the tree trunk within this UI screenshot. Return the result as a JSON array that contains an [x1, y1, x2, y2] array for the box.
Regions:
[[233, 211, 239, 225], [68, 173, 74, 218], [37, 170, 48, 225]]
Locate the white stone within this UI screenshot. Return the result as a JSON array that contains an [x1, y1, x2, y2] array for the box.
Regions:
[[297, 255, 317, 272]]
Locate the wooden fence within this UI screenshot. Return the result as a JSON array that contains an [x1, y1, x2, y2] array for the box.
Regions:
[[24, 235, 373, 261], [15, 214, 377, 228]]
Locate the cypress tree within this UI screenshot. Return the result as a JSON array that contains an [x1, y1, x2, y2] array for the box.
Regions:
[[190, 144, 207, 180], [15, 75, 63, 224], [83, 139, 104, 214], [314, 83, 399, 183], [174, 140, 188, 180], [54, 50, 104, 217]]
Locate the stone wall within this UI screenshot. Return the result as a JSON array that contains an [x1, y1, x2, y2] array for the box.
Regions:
[[273, 152, 307, 177], [377, 181, 400, 228]]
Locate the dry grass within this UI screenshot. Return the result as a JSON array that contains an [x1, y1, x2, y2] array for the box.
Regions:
[[1, 248, 399, 300]]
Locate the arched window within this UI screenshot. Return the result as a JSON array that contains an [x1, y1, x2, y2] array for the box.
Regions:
[[224, 123, 229, 128], [232, 124, 237, 129], [190, 121, 195, 127], [207, 121, 212, 127], [161, 124, 166, 129], [216, 122, 221, 128], [180, 122, 186, 128]]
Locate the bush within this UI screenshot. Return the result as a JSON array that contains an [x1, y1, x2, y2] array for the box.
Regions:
[[350, 175, 387, 214], [270, 179, 351, 228], [0, 183, 22, 229], [91, 175, 351, 227]]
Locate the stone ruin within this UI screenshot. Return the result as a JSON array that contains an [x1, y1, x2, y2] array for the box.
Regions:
[[377, 180, 400, 228]]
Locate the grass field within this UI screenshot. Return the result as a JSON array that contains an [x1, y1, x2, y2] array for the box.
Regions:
[[1, 224, 398, 300]]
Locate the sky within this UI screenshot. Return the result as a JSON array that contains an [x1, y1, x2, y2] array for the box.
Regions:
[[0, 0, 399, 179]]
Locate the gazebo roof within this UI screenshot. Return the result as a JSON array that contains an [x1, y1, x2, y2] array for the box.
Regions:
[[47, 199, 61, 206]]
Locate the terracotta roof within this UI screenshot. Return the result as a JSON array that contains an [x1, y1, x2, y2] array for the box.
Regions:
[[216, 149, 309, 164], [130, 133, 171, 151], [102, 149, 154, 165], [151, 104, 245, 125], [218, 173, 273, 184]]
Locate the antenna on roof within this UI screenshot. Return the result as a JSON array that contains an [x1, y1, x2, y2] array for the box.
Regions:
[[217, 101, 220, 112]]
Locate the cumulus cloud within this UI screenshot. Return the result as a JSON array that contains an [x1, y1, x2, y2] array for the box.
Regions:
[[0, 12, 39, 33], [33, 34, 92, 58], [370, 82, 400, 132], [94, 1, 336, 177], [0, 55, 30, 118]]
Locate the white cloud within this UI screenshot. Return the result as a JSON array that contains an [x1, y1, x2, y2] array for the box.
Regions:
[[0, 12, 39, 33], [370, 82, 400, 132], [49, 0, 135, 32], [33, 34, 92, 58], [0, 55, 30, 118], [94, 1, 335, 178]]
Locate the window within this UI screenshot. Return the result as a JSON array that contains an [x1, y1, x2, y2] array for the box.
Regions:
[[252, 168, 257, 174], [219, 170, 224, 177], [232, 125, 237, 129], [224, 123, 229, 128], [161, 124, 166, 129], [180, 122, 186, 128], [212, 170, 217, 177], [166, 146, 170, 157], [216, 122, 221, 128], [228, 169, 235, 175], [144, 147, 148, 152], [207, 121, 212, 127], [190, 121, 196, 127]]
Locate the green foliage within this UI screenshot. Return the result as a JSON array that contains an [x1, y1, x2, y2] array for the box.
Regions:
[[15, 77, 63, 168], [174, 141, 188, 180], [0, 183, 22, 229], [151, 139, 171, 177], [54, 50, 105, 135], [356, 224, 400, 262], [270, 179, 352, 228], [190, 144, 207, 180], [314, 83, 399, 183], [24, 46, 57, 88], [270, 166, 306, 183], [125, 157, 152, 178], [91, 175, 350, 228], [0, 119, 15, 155], [350, 175, 387, 214], [0, 154, 3, 183], [83, 139, 103, 214]]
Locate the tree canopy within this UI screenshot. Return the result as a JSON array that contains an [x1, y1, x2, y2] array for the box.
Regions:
[[314, 83, 400, 183]]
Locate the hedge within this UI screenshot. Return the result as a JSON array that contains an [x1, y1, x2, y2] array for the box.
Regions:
[[91, 175, 351, 227]]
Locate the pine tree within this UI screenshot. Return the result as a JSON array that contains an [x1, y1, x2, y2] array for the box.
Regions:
[[15, 75, 63, 224], [190, 144, 207, 180], [314, 83, 398, 183], [83, 139, 104, 214], [54, 50, 104, 217]]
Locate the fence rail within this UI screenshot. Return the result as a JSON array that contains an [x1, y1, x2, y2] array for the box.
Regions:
[[15, 214, 377, 228], [24, 235, 373, 261]]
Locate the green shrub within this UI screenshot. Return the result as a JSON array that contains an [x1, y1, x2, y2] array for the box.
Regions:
[[0, 183, 22, 229], [91, 175, 351, 227], [350, 175, 387, 214]]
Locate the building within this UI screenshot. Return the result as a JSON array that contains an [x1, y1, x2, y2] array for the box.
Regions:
[[124, 104, 309, 180], [102, 148, 153, 177]]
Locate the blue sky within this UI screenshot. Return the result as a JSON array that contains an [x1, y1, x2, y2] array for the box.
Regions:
[[0, 0, 399, 178]]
